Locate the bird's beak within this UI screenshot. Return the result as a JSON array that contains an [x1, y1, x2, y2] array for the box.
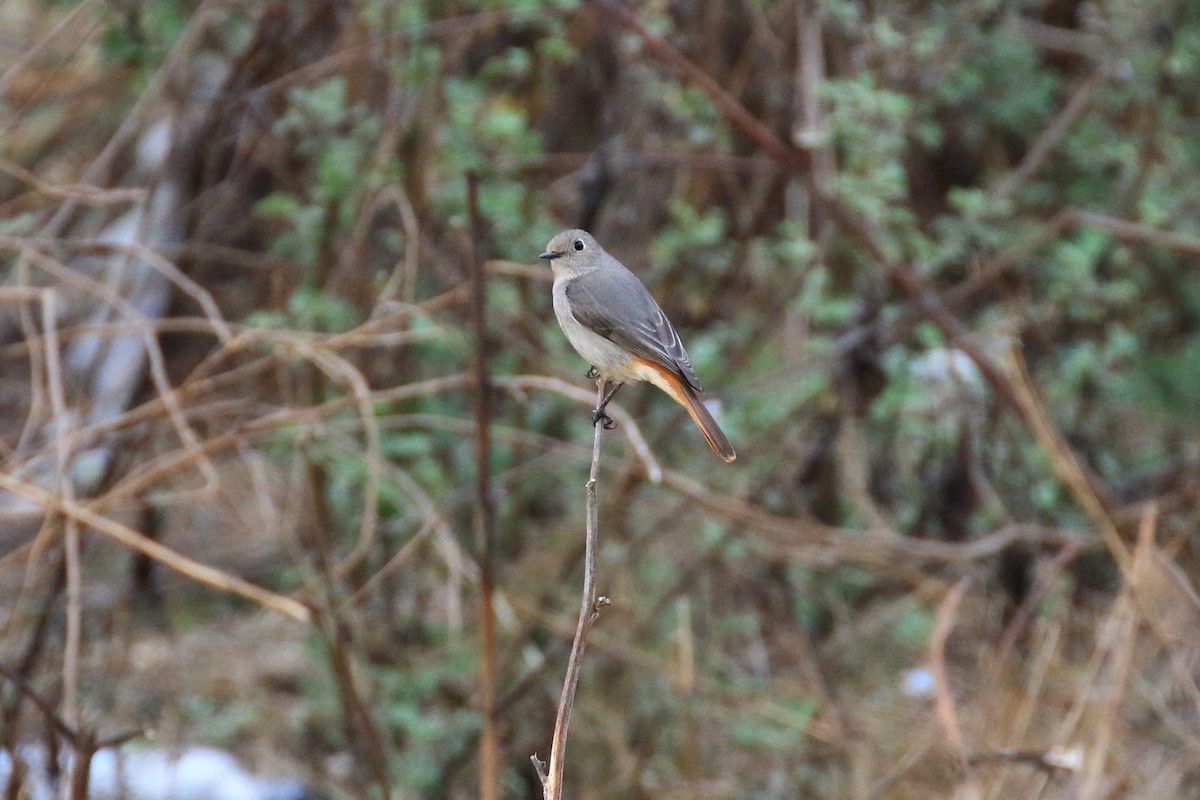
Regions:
[[538, 250, 561, 261]]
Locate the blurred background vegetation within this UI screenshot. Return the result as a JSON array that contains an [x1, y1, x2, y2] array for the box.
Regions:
[[1, 0, 1199, 797]]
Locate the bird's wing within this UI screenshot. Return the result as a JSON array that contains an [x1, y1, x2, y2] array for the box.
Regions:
[[566, 266, 704, 392]]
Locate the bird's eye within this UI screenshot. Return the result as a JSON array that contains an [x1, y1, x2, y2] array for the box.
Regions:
[[573, 239, 585, 251]]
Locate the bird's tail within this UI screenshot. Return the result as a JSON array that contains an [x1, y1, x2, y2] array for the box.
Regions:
[[637, 359, 737, 462], [678, 382, 737, 463]]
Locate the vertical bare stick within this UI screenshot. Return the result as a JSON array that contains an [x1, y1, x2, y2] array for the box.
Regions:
[[929, 577, 983, 800], [793, 0, 834, 201], [467, 172, 500, 800], [68, 730, 96, 800], [42, 290, 84, 800], [40, 292, 80, 725], [533, 382, 609, 800], [930, 577, 970, 760]]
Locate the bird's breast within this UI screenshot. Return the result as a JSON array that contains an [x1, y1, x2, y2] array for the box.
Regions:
[[552, 278, 644, 382]]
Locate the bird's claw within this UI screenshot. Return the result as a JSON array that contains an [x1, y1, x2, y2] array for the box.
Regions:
[[586, 366, 600, 380], [592, 408, 617, 429]]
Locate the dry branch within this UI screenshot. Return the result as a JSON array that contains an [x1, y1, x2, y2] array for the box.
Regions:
[[533, 382, 611, 800], [0, 472, 310, 622], [929, 577, 982, 799]]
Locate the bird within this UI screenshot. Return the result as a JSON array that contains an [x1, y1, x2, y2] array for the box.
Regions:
[[540, 229, 736, 462]]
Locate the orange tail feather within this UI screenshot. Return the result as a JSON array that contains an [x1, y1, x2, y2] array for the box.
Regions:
[[637, 359, 736, 462], [678, 383, 736, 462]]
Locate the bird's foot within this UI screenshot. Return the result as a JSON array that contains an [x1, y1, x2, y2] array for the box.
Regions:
[[591, 408, 617, 429], [586, 366, 600, 381]]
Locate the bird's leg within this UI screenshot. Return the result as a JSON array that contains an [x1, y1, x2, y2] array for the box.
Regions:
[[591, 380, 622, 429], [586, 365, 600, 381]]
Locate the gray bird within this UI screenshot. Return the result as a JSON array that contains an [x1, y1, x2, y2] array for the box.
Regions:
[[540, 229, 736, 462]]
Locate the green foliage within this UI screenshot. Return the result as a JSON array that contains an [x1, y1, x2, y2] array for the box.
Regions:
[[793, 265, 858, 327], [825, 74, 914, 249], [376, 642, 479, 794], [651, 200, 732, 277], [435, 75, 550, 257], [254, 76, 384, 279], [1112, 337, 1200, 421], [672, 86, 731, 148], [728, 697, 816, 751], [101, 0, 188, 79], [243, 286, 360, 333], [892, 602, 934, 650], [286, 287, 359, 333]]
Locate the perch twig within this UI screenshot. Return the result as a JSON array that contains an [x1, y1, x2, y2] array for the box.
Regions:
[[533, 382, 611, 799]]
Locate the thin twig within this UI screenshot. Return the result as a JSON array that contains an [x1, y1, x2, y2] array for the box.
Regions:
[[930, 577, 970, 760], [496, 375, 661, 483], [0, 157, 145, 206], [989, 70, 1102, 204], [1008, 348, 1131, 574], [0, 0, 103, 98], [966, 749, 1079, 773], [929, 577, 981, 798], [1066, 208, 1200, 257], [40, 291, 82, 740], [0, 662, 79, 747], [0, 472, 310, 622], [533, 382, 611, 799], [1079, 537, 1142, 798], [68, 729, 97, 800], [20, 246, 220, 500], [38, 0, 222, 237], [793, 0, 833, 200], [994, 540, 1081, 665]]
